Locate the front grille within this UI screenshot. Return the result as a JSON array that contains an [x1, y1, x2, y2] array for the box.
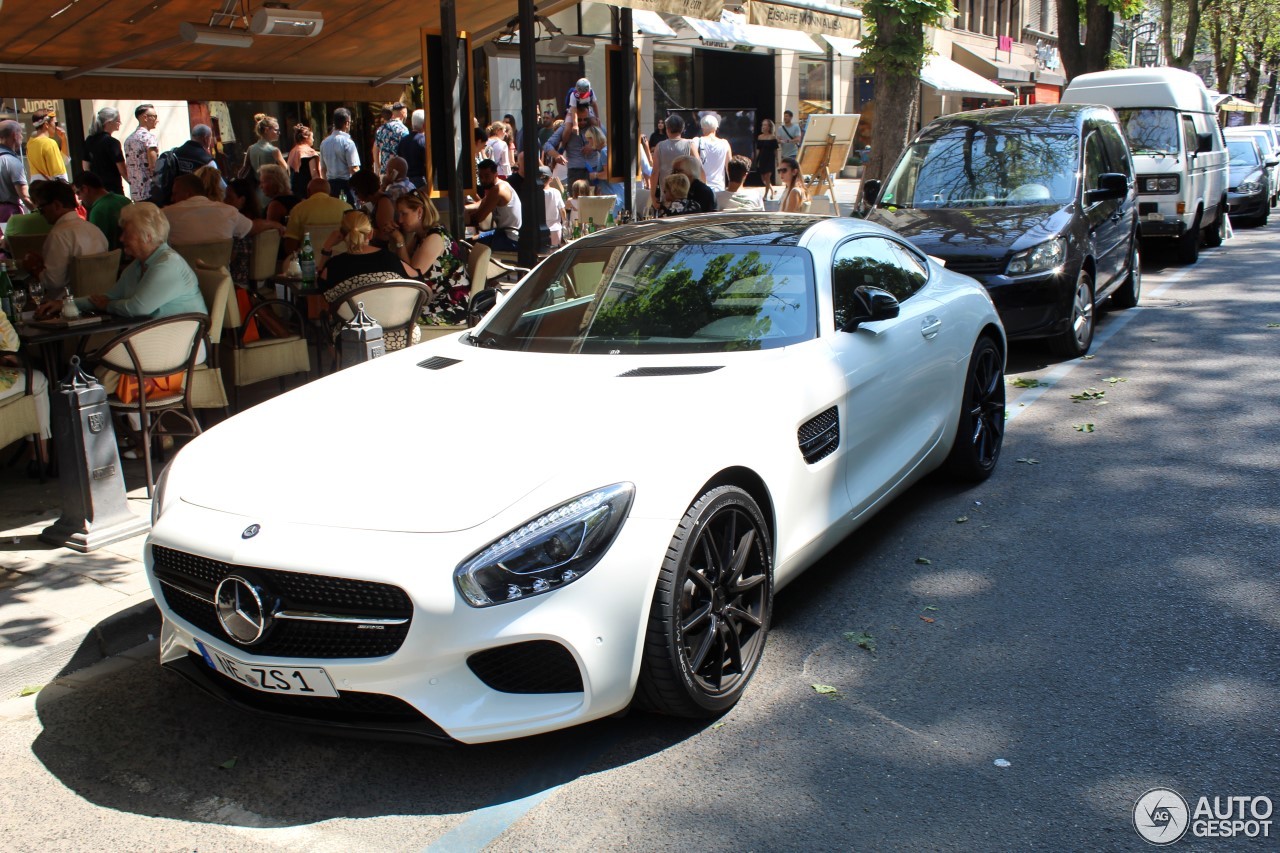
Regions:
[[798, 406, 839, 464], [617, 366, 723, 377], [467, 641, 584, 693], [418, 356, 461, 370], [944, 257, 1006, 277], [152, 546, 412, 659]]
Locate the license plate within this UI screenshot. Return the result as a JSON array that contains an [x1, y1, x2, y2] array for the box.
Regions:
[[1146, 212, 1165, 221], [195, 639, 338, 698]]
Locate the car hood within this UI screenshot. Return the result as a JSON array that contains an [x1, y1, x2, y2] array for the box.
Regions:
[[865, 204, 1069, 259], [1229, 165, 1263, 188], [173, 339, 786, 533]]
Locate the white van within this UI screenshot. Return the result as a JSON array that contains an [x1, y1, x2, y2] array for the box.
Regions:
[[1062, 68, 1228, 264]]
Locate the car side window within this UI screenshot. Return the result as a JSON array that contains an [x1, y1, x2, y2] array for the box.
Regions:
[[1098, 122, 1134, 180], [1083, 132, 1106, 200], [831, 236, 927, 328]]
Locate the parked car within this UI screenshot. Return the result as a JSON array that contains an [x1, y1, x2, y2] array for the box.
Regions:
[[145, 214, 1007, 744], [1224, 127, 1279, 207], [862, 103, 1139, 358], [1225, 138, 1270, 227], [1062, 67, 1229, 264]]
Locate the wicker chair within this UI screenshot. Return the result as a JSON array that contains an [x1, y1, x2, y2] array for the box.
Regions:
[[249, 228, 281, 290], [172, 239, 233, 272], [90, 313, 208, 497], [71, 248, 122, 299]]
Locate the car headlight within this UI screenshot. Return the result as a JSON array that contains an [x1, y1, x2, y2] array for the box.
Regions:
[[151, 462, 173, 525], [1139, 175, 1179, 194], [1239, 176, 1264, 194], [1006, 237, 1066, 276], [455, 483, 635, 607]]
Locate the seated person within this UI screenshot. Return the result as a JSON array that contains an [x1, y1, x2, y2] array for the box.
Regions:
[[465, 159, 522, 252], [0, 309, 50, 475], [380, 156, 416, 201], [23, 179, 108, 292], [672, 155, 717, 213], [73, 171, 132, 250], [258, 164, 300, 226], [316, 210, 419, 350], [715, 156, 765, 211], [284, 177, 350, 256], [657, 173, 701, 217]]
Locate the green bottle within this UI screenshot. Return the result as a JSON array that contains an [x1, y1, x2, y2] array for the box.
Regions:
[[299, 232, 316, 288], [588, 217, 596, 234], [605, 211, 616, 228], [0, 266, 13, 325]]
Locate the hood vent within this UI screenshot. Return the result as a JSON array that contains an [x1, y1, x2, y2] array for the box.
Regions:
[[418, 356, 462, 370], [798, 406, 839, 464], [618, 366, 723, 377]]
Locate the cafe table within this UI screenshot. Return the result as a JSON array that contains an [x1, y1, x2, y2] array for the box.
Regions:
[[17, 312, 145, 384]]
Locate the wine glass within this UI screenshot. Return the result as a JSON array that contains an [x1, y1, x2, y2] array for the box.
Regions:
[[11, 288, 26, 322], [27, 281, 43, 312]]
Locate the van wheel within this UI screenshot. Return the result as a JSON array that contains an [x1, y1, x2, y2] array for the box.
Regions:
[[1176, 210, 1201, 264], [1203, 205, 1225, 248], [1049, 269, 1095, 358]]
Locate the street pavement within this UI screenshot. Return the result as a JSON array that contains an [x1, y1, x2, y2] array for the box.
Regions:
[[1, 214, 1277, 851]]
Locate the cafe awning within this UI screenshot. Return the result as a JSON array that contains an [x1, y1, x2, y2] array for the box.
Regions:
[[821, 34, 863, 57], [920, 55, 1017, 100], [953, 42, 1035, 84], [682, 10, 823, 53], [631, 10, 679, 36]]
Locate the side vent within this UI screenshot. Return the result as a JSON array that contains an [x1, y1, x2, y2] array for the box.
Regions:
[[418, 356, 462, 370], [617, 366, 723, 377], [798, 406, 839, 464]]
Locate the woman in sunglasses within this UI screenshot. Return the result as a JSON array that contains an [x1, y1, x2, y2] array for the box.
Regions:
[[778, 156, 807, 214], [390, 190, 471, 324]]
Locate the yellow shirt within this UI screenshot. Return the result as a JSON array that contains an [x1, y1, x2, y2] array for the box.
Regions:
[[285, 192, 351, 243], [26, 135, 66, 180]]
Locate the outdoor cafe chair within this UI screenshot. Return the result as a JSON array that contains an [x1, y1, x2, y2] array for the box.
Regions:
[[4, 234, 47, 268], [89, 313, 208, 498], [172, 239, 233, 273], [214, 267, 311, 409], [0, 351, 47, 480], [249, 228, 281, 291], [191, 266, 232, 416], [330, 279, 431, 360], [71, 248, 122, 299], [570, 195, 616, 229]]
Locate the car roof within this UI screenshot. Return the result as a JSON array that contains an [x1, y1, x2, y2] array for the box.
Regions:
[[570, 213, 827, 248], [923, 103, 1098, 133]]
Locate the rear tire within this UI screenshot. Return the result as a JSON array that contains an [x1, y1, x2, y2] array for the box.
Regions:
[[1049, 269, 1095, 358], [1111, 241, 1141, 309], [635, 486, 772, 718], [1176, 210, 1201, 264], [945, 336, 1005, 481]]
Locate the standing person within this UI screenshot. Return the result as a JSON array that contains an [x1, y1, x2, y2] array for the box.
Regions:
[[83, 107, 128, 195], [650, 114, 695, 198], [776, 110, 802, 161], [73, 172, 132, 250], [755, 118, 780, 200], [485, 122, 512, 177], [543, 105, 597, 184], [502, 114, 519, 156], [172, 125, 217, 176], [246, 114, 289, 177], [320, 107, 360, 204], [583, 126, 611, 198], [124, 104, 160, 201], [26, 110, 68, 184], [287, 124, 322, 199], [373, 103, 409, 178], [695, 114, 732, 192], [778, 156, 807, 213], [465, 159, 522, 251], [397, 110, 427, 189], [540, 166, 566, 247], [648, 118, 667, 151], [0, 120, 33, 224]]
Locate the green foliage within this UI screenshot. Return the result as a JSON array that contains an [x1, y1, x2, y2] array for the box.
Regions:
[[1106, 48, 1129, 69], [861, 0, 957, 74]]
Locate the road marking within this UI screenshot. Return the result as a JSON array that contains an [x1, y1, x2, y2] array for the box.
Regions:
[[1005, 252, 1216, 422]]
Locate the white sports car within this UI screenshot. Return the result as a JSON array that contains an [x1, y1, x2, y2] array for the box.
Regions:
[[146, 214, 1006, 744]]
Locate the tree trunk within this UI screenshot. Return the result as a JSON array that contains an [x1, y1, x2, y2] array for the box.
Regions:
[[1242, 41, 1264, 103], [861, 13, 921, 191], [1057, 0, 1117, 80], [1263, 66, 1279, 122], [1163, 0, 1203, 70]]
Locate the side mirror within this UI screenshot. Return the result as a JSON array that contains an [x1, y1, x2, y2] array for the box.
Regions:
[[841, 285, 900, 332], [1196, 132, 1215, 154], [862, 179, 882, 206], [1267, 158, 1279, 168], [1086, 172, 1129, 205]]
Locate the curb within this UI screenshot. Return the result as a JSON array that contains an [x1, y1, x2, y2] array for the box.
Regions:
[[0, 599, 161, 700]]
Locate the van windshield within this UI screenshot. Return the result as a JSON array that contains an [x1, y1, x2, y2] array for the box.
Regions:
[[878, 124, 1078, 209], [1116, 108, 1180, 155]]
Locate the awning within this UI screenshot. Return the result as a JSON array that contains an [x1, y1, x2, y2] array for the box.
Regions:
[[1220, 97, 1261, 112], [682, 10, 822, 53], [920, 56, 1017, 100], [953, 42, 1035, 84], [631, 10, 678, 37], [821, 34, 863, 58], [745, 0, 862, 41], [1036, 69, 1067, 87]]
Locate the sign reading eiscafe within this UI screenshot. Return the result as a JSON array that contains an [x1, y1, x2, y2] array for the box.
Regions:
[[747, 0, 862, 40]]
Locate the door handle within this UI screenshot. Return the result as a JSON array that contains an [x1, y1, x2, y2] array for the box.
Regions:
[[921, 316, 942, 339]]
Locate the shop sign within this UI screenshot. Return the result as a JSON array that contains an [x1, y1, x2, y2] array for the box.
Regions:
[[746, 0, 861, 41], [21, 99, 59, 114], [612, 0, 725, 20]]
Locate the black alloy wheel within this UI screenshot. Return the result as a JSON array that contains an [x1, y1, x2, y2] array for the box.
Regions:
[[1050, 269, 1095, 358], [945, 335, 1005, 481], [636, 486, 772, 717]]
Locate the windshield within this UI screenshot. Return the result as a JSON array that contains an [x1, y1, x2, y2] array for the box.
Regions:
[[1227, 139, 1260, 166], [879, 124, 1078, 209], [1116, 108, 1180, 155], [1229, 131, 1274, 157], [473, 244, 816, 354]]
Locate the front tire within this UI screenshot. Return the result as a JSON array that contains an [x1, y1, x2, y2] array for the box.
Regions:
[[1111, 240, 1141, 309], [1203, 203, 1225, 248], [1176, 210, 1201, 264], [1049, 269, 1095, 358], [946, 336, 1005, 481], [636, 486, 772, 718]]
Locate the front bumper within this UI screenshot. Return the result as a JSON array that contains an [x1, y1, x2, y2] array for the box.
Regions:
[[1136, 198, 1192, 238], [1227, 189, 1268, 221], [147, 499, 673, 744], [973, 268, 1071, 340]]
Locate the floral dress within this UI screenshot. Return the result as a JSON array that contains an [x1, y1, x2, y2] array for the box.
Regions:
[[414, 226, 471, 325]]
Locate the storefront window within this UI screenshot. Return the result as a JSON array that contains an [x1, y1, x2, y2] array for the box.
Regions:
[[799, 58, 830, 114], [653, 52, 693, 126]]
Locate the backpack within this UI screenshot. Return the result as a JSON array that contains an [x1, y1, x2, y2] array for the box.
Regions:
[[150, 149, 180, 206]]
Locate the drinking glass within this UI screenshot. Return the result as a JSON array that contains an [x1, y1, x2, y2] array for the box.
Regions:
[[11, 288, 26, 321], [27, 281, 43, 310]]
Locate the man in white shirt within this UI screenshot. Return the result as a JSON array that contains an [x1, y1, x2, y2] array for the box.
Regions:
[[696, 114, 733, 192], [715, 156, 765, 211], [320, 107, 361, 204], [26, 180, 107, 291], [163, 174, 281, 246]]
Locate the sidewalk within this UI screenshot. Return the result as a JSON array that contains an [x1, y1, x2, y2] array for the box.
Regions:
[[0, 461, 159, 699]]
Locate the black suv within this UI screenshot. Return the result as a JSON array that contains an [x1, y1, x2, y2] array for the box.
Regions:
[[863, 104, 1139, 357]]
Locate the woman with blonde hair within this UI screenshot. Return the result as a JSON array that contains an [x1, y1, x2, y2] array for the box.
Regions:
[[287, 124, 322, 198], [245, 113, 289, 207], [258, 163, 300, 224], [657, 172, 700, 217], [777, 156, 807, 213], [315, 210, 420, 348], [192, 164, 224, 201], [391, 190, 470, 323]]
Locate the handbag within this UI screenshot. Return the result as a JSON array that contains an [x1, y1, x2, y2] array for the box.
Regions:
[[236, 151, 257, 183]]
